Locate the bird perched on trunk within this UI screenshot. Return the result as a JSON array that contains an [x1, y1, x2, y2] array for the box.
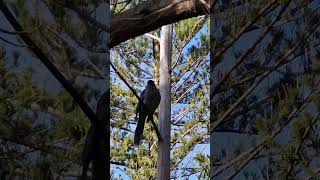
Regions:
[[134, 80, 161, 145]]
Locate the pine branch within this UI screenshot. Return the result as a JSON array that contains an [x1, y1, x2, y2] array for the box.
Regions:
[[212, 1, 292, 97], [212, 80, 320, 178], [211, 0, 278, 68], [210, 18, 320, 134], [0, 0, 98, 124], [286, 113, 320, 178]]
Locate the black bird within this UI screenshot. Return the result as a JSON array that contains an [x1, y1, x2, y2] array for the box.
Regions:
[[134, 80, 161, 145]]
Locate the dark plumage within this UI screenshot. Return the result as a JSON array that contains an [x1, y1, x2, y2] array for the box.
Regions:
[[134, 80, 161, 145]]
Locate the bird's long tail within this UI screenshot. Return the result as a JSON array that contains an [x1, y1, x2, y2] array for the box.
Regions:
[[134, 113, 147, 145]]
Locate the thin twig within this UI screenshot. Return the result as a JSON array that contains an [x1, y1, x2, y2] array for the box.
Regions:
[[145, 33, 160, 42], [0, 35, 27, 47]]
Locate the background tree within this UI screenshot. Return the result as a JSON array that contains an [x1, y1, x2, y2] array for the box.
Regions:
[[0, 0, 108, 178], [210, 0, 320, 179]]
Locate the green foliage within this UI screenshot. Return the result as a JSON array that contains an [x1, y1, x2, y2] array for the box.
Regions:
[[0, 0, 107, 178], [210, 0, 320, 179], [0, 45, 97, 176]]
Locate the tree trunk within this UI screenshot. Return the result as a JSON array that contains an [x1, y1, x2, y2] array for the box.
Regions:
[[157, 24, 172, 180]]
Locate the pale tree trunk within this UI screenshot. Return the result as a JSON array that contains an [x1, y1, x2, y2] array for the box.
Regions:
[[157, 24, 172, 180]]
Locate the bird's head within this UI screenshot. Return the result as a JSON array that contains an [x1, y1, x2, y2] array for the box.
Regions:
[[147, 79, 160, 88], [147, 80, 159, 88], [147, 80, 155, 86]]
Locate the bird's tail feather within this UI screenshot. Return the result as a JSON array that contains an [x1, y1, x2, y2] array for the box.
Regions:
[[134, 114, 146, 145]]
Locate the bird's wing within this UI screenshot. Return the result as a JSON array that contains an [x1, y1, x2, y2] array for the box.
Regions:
[[134, 89, 148, 145], [156, 88, 161, 104], [136, 89, 145, 115]]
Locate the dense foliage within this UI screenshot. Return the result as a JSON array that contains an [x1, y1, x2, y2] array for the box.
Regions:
[[210, 0, 320, 179]]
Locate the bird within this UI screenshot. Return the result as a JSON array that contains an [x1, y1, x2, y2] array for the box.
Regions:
[[134, 80, 161, 146]]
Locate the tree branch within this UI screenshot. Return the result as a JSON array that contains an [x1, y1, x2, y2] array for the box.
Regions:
[[145, 33, 160, 42], [110, 0, 210, 47], [210, 19, 320, 134], [0, 0, 98, 125]]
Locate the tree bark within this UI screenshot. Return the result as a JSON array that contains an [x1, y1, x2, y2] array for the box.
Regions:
[[110, 0, 210, 47], [157, 24, 172, 180]]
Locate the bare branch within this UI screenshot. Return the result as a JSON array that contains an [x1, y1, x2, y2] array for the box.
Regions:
[[145, 33, 160, 42]]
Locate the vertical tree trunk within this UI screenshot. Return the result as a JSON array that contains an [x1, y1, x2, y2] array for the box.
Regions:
[[157, 24, 172, 180]]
